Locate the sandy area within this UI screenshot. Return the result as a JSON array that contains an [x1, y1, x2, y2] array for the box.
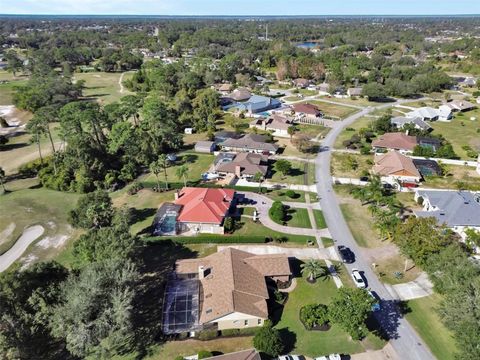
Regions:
[[0, 225, 44, 272]]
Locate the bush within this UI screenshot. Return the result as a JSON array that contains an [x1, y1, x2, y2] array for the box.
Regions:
[[144, 235, 268, 244], [221, 328, 240, 337], [253, 320, 284, 357], [18, 158, 46, 177], [360, 145, 372, 155], [269, 201, 286, 223], [274, 289, 287, 304], [238, 327, 259, 336], [198, 350, 213, 359], [224, 216, 234, 233], [174, 356, 184, 360], [196, 329, 219, 341], [300, 304, 330, 330], [285, 190, 297, 198]]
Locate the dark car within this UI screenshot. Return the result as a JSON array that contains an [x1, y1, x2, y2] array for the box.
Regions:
[[359, 176, 369, 182], [337, 245, 355, 264]]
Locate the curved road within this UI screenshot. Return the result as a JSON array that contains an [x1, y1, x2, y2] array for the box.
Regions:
[[315, 104, 436, 360]]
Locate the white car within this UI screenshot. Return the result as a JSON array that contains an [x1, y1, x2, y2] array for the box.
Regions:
[[278, 356, 302, 360], [351, 269, 366, 288]]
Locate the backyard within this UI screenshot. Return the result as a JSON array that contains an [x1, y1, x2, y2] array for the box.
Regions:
[[270, 160, 315, 185], [430, 110, 480, 160], [310, 100, 359, 119]]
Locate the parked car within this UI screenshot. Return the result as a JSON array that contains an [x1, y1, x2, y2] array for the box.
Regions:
[[314, 354, 342, 360], [351, 269, 366, 288], [278, 355, 302, 360], [337, 245, 355, 263], [368, 290, 381, 312], [359, 176, 369, 182]]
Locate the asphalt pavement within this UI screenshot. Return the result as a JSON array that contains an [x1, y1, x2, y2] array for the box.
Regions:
[[314, 102, 436, 360]]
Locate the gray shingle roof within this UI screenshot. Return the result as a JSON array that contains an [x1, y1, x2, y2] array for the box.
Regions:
[[415, 190, 480, 227]]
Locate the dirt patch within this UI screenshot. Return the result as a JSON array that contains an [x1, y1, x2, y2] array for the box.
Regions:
[[36, 234, 69, 249]]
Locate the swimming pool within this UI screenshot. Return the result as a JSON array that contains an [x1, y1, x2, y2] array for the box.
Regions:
[[156, 214, 177, 235]]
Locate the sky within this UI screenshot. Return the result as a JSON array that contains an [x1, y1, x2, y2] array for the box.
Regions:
[[1, 0, 480, 16]]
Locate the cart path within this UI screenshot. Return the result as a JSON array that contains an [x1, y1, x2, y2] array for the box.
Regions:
[[0, 225, 44, 272]]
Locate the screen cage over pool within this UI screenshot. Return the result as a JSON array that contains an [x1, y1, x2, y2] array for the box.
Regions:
[[152, 203, 182, 236], [162, 277, 201, 334]]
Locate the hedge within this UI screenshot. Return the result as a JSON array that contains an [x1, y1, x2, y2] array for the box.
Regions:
[[221, 327, 259, 337], [144, 235, 267, 244]]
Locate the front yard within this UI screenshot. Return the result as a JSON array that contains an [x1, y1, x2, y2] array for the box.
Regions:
[[274, 269, 384, 357]]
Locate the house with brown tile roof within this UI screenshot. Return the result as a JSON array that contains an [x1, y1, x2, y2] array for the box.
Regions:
[[173, 187, 236, 234], [249, 114, 293, 137], [373, 151, 422, 186], [174, 248, 291, 331], [292, 103, 323, 118], [372, 132, 417, 154], [229, 88, 252, 101], [215, 152, 269, 179]]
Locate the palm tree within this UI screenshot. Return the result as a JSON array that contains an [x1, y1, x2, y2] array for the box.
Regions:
[[253, 171, 264, 193], [301, 259, 326, 283], [175, 164, 189, 187], [0, 167, 6, 193], [158, 154, 170, 190], [149, 161, 162, 191], [287, 126, 296, 141]]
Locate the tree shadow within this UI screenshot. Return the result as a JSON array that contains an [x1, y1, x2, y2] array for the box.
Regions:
[[278, 327, 297, 354], [130, 207, 157, 235], [131, 240, 197, 358], [0, 142, 29, 151], [289, 168, 305, 177], [182, 153, 198, 164], [372, 299, 409, 341]]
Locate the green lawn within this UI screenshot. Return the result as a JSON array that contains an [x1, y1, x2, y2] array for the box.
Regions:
[[285, 208, 312, 228], [310, 100, 359, 119], [313, 210, 327, 229], [141, 152, 214, 188], [74, 71, 134, 104], [275, 271, 379, 356], [0, 186, 81, 265], [334, 116, 377, 149], [270, 160, 309, 185], [296, 124, 330, 138], [236, 217, 315, 245], [321, 237, 334, 247], [430, 111, 480, 160], [0, 77, 28, 105], [331, 152, 372, 179], [317, 96, 378, 107], [405, 295, 457, 360]]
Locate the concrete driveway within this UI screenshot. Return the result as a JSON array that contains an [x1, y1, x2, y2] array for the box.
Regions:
[[217, 244, 339, 260]]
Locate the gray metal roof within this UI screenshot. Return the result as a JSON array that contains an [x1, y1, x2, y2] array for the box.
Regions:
[[415, 190, 480, 227]]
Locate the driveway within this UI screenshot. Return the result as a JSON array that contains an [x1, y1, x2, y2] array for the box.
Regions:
[[385, 273, 434, 301], [314, 99, 435, 359], [217, 244, 339, 260], [238, 191, 331, 238]]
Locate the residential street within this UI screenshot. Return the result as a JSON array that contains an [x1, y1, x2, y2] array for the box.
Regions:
[[314, 101, 436, 360]]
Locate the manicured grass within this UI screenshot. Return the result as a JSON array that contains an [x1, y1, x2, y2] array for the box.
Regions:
[[266, 189, 307, 202], [296, 123, 330, 138], [275, 271, 367, 356], [310, 100, 359, 119], [317, 96, 378, 107], [146, 336, 254, 359], [285, 208, 312, 228], [430, 112, 480, 160], [313, 210, 327, 229], [74, 71, 134, 104], [0, 78, 28, 105], [111, 188, 175, 235], [270, 160, 308, 185], [0, 186, 81, 266], [405, 295, 457, 360], [402, 99, 442, 108], [236, 217, 314, 245], [334, 116, 377, 149], [141, 152, 214, 189], [321, 237, 334, 247]]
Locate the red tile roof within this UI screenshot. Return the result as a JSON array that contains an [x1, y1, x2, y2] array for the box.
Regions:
[[175, 187, 235, 224]]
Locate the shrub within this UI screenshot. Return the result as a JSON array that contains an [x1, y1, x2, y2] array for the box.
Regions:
[[360, 145, 371, 155], [18, 158, 46, 177], [253, 320, 284, 357], [269, 201, 286, 223], [285, 190, 297, 198], [238, 327, 259, 336], [221, 328, 240, 337], [274, 289, 287, 304], [300, 304, 329, 330], [417, 196, 424, 205], [223, 216, 234, 233], [196, 329, 219, 341], [198, 351, 213, 359]]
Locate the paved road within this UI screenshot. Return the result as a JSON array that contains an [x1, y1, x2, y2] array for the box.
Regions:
[[314, 102, 436, 360]]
